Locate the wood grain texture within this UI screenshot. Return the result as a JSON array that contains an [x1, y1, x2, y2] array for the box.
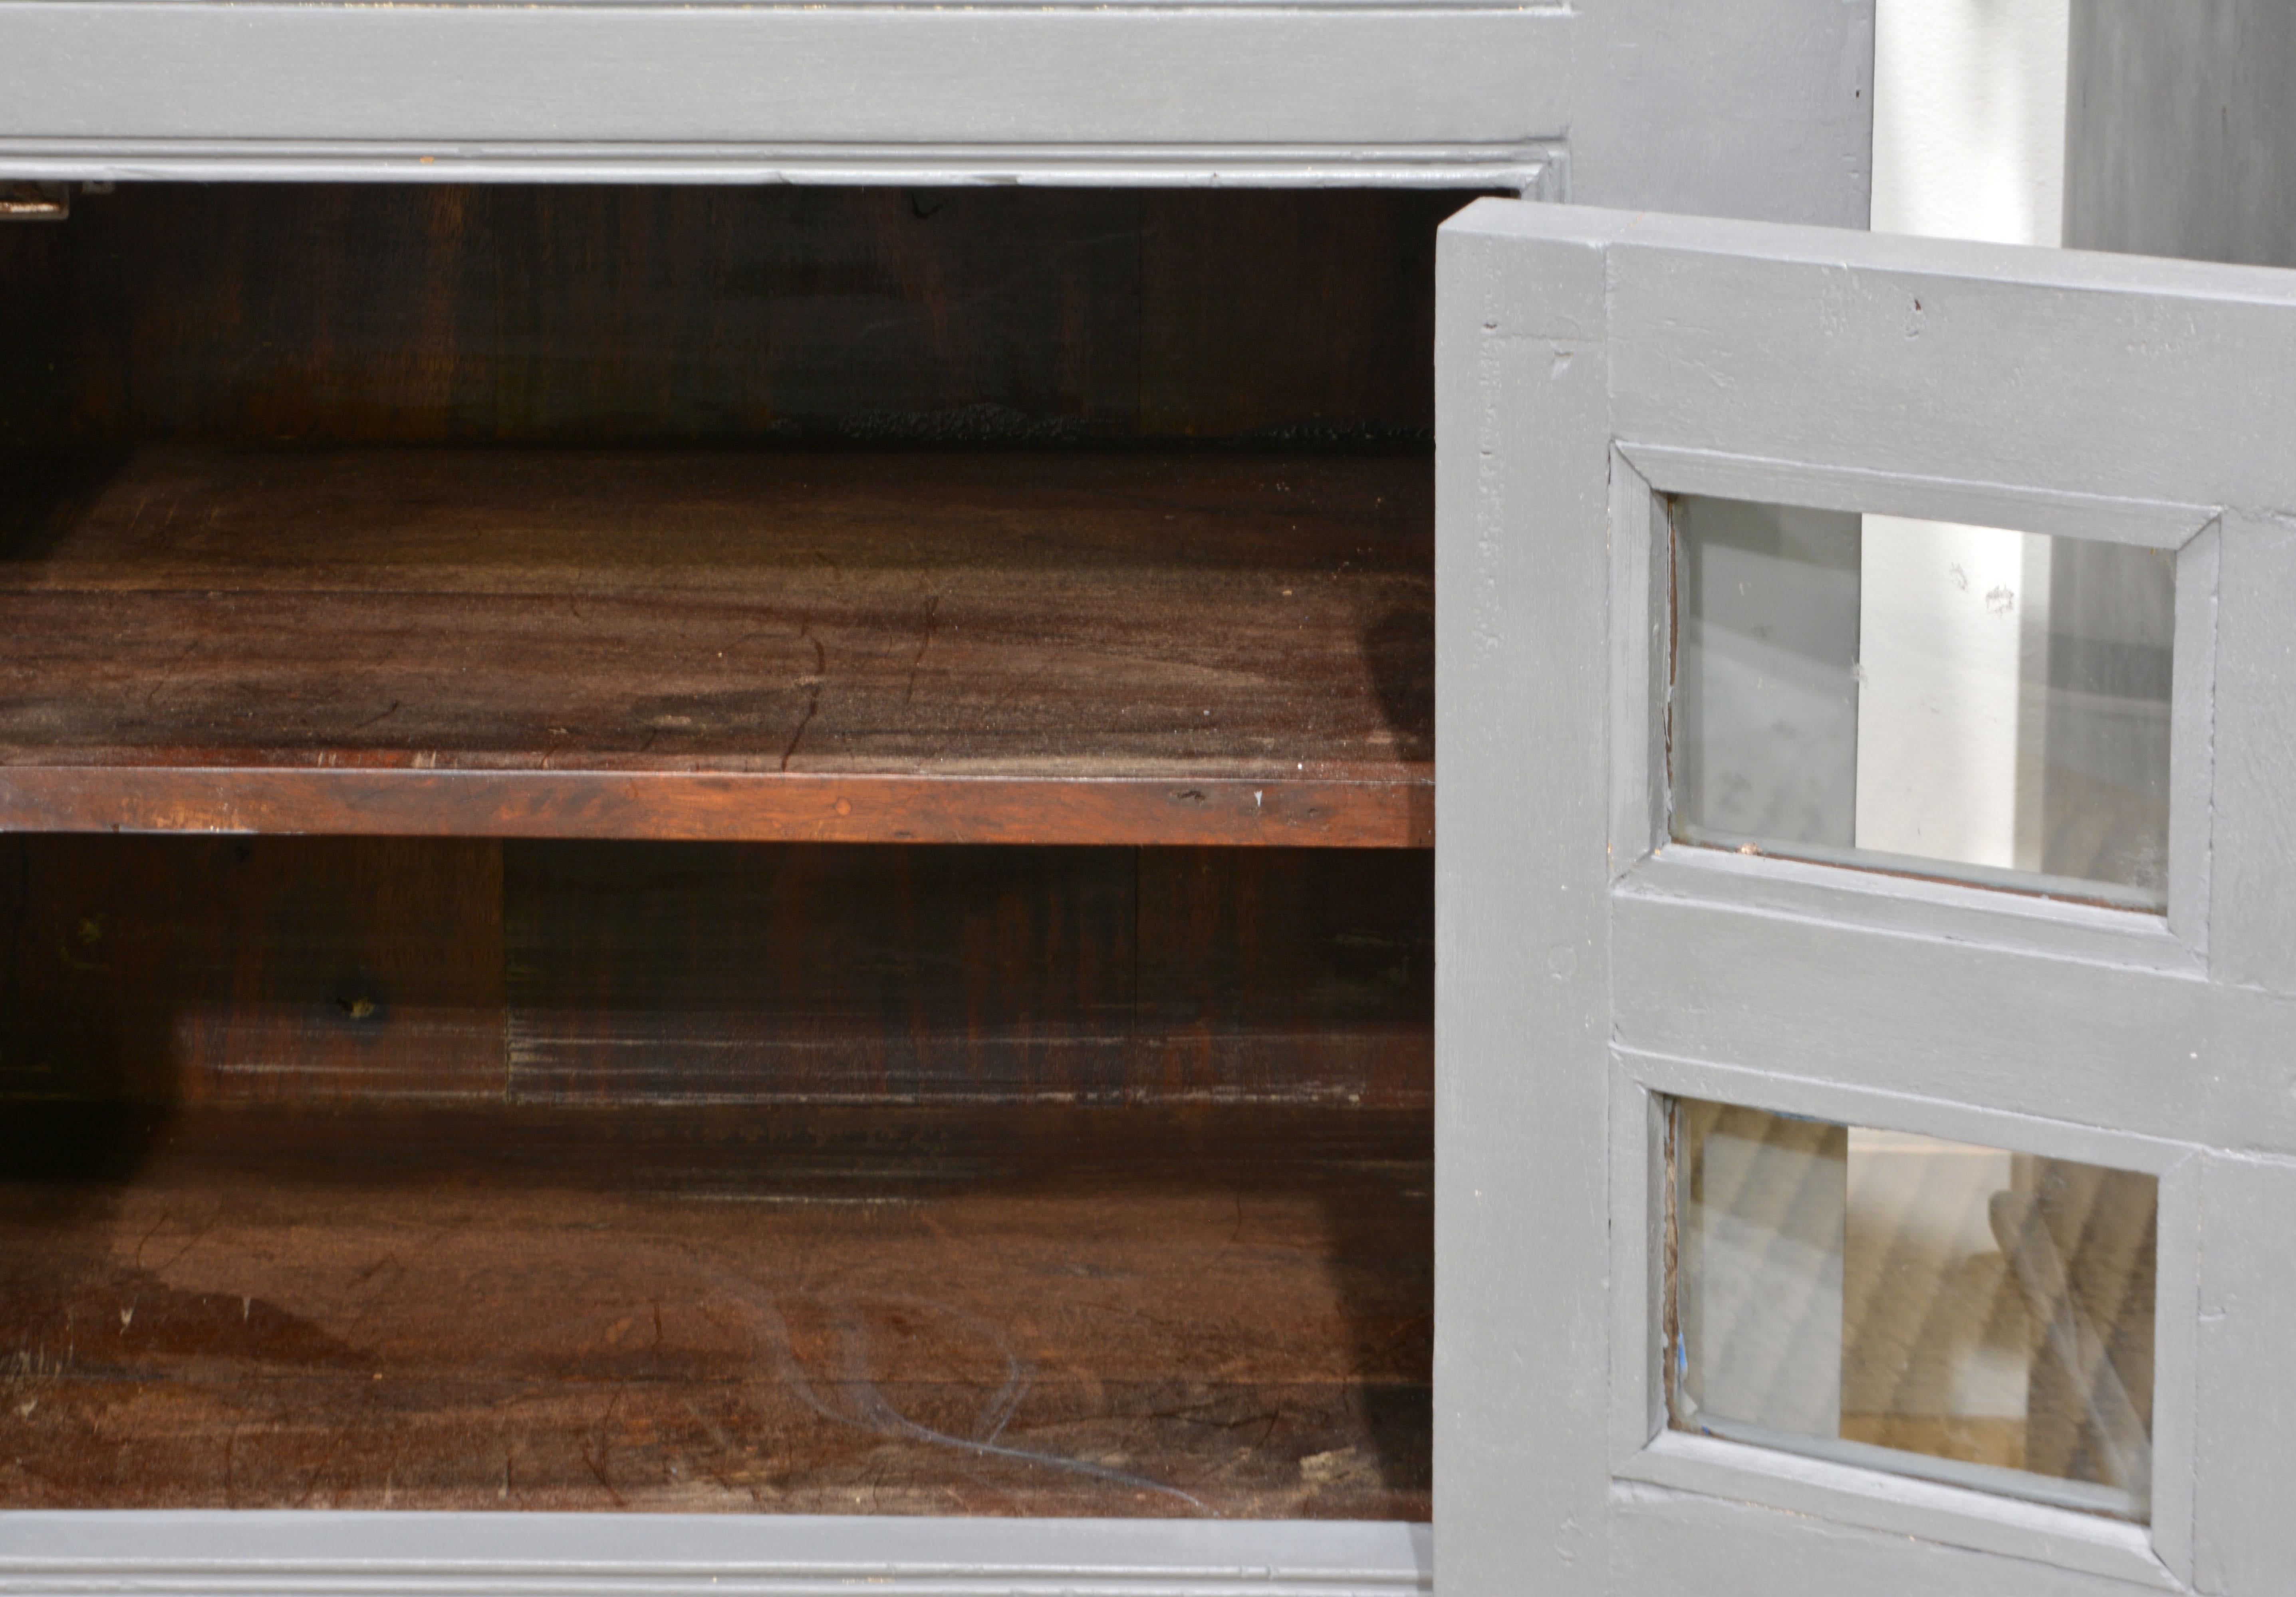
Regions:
[[0, 1102, 1431, 1519], [506, 843, 1430, 1106], [1133, 847, 1432, 1105], [0, 186, 1460, 451], [0, 831, 1433, 1514], [0, 448, 1432, 846], [6, 836, 1431, 1111], [4, 836, 506, 1107]]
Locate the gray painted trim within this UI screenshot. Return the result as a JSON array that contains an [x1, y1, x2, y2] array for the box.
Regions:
[[0, 1516, 1432, 1596], [1610, 1482, 2178, 1597], [1615, 1435, 2172, 1590], [1673, 1417, 2138, 1520], [2198, 511, 2296, 997], [1582, 207, 2296, 305], [2191, 1150, 2296, 1594], [1617, 847, 2205, 978], [1615, 445, 2219, 552], [2148, 1151, 2205, 1583], [52, 0, 1563, 7], [1594, 214, 2296, 514], [0, 143, 1562, 193], [1605, 448, 1669, 882], [1604, 893, 2238, 1147], [0, 5, 1573, 154], [2167, 524, 2223, 955], [1603, 1064, 1669, 1474], [1433, 200, 1624, 1597], [1605, 439, 2217, 968], [0, 0, 1873, 228], [1604, 1048, 2201, 1589], [1606, 890, 2296, 1160]]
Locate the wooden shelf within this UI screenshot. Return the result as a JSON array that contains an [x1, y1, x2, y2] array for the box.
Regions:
[[0, 448, 1432, 846], [0, 1102, 1432, 1518]]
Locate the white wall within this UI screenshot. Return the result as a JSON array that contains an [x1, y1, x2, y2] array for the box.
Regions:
[[1844, 8, 2073, 1442], [1857, 0, 2069, 872], [1873, 0, 2069, 247]]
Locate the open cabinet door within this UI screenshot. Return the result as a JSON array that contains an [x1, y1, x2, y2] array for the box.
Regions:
[[1435, 200, 2296, 1596]]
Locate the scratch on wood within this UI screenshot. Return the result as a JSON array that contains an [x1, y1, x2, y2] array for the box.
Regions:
[[903, 594, 941, 706], [347, 700, 403, 734], [781, 622, 827, 771]]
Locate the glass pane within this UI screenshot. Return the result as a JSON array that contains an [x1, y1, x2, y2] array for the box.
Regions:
[[1669, 1100, 2157, 1520], [1670, 495, 2175, 909]]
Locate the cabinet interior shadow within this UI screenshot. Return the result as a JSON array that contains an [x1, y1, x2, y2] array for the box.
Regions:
[[0, 186, 1471, 449], [0, 835, 1431, 1518]]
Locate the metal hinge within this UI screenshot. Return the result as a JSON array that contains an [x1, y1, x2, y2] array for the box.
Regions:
[[2, 182, 77, 221]]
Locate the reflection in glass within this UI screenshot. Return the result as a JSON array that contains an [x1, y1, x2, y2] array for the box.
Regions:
[[1669, 1100, 2157, 1520], [1669, 495, 2175, 909]]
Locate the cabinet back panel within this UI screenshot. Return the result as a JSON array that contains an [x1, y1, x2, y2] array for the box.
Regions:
[[4, 837, 1431, 1110], [0, 186, 1468, 448], [0, 836, 1432, 1518]]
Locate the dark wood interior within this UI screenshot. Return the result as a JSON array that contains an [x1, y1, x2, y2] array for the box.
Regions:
[[0, 837, 1433, 1516], [0, 1100, 1431, 1518], [0, 185, 1459, 449], [0, 446, 1430, 846], [2, 837, 1433, 1110], [0, 186, 1453, 846], [0, 185, 1447, 1519]]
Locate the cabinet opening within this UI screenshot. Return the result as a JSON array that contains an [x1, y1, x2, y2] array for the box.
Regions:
[[0, 836, 1433, 1516], [0, 184, 1468, 848]]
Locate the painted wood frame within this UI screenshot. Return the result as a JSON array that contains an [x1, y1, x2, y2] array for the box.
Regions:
[[0, 1515, 1432, 1594], [0, 0, 1873, 226], [1435, 200, 2296, 1596]]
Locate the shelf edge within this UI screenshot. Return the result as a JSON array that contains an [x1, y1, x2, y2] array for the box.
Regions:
[[0, 767, 1434, 848]]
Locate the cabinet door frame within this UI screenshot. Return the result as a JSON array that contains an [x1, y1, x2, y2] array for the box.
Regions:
[[1435, 199, 2296, 1597]]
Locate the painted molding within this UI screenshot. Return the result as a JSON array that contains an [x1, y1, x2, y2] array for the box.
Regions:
[[0, 1515, 1433, 1597], [0, 141, 1562, 192]]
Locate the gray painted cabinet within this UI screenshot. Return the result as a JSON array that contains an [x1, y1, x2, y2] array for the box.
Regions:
[[36, 5, 2283, 1594]]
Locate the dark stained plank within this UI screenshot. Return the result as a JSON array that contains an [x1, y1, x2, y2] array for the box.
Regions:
[[504, 842, 1431, 1107], [1134, 848, 1433, 1106], [3, 836, 1430, 1112], [5, 836, 506, 1105], [0, 1103, 1431, 1518], [0, 446, 1431, 590], [0, 448, 1432, 846], [0, 186, 1457, 450], [0, 770, 1426, 849], [0, 835, 21, 1100], [1139, 191, 1455, 438], [506, 842, 1138, 1104]]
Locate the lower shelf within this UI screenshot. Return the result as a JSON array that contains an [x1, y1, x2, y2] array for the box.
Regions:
[[0, 1104, 1431, 1520]]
